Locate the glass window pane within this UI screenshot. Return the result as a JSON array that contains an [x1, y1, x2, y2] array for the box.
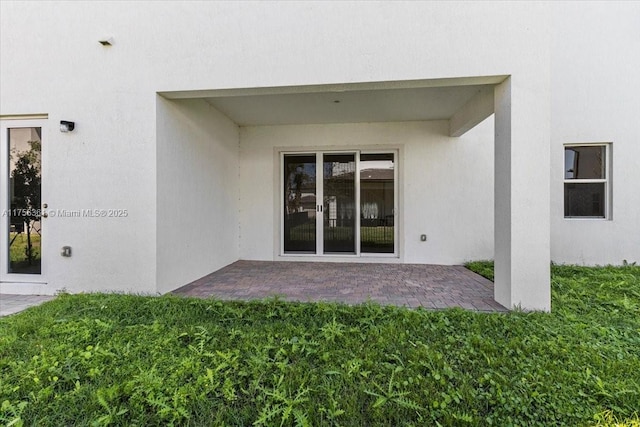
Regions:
[[8, 127, 42, 274], [284, 155, 316, 253], [360, 153, 394, 253], [323, 154, 356, 254], [564, 182, 605, 217], [564, 148, 577, 179], [565, 146, 605, 179]]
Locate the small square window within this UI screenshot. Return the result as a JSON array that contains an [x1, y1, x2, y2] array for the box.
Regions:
[[564, 144, 610, 218]]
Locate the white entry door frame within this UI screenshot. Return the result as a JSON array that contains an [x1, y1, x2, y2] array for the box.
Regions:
[[0, 118, 49, 288]]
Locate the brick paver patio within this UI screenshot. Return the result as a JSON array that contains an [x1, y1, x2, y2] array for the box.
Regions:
[[173, 261, 507, 312]]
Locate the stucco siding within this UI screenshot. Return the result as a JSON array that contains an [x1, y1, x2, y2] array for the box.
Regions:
[[239, 119, 494, 265], [156, 98, 239, 293]]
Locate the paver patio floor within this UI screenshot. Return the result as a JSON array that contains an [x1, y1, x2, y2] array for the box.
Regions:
[[173, 261, 507, 312], [0, 294, 55, 317]]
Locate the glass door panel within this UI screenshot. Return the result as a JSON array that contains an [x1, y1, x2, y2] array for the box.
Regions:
[[282, 150, 396, 257], [360, 153, 394, 253], [7, 127, 43, 274], [283, 155, 317, 253], [323, 154, 356, 254]]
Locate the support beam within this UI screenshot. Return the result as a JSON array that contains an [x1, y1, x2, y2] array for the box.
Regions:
[[159, 75, 508, 100], [449, 86, 495, 137], [494, 77, 551, 311]]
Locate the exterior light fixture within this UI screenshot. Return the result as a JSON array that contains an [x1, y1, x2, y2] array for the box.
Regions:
[[60, 121, 75, 132]]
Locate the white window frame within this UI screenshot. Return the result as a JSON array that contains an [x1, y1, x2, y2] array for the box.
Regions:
[[279, 149, 399, 258], [563, 143, 611, 220]]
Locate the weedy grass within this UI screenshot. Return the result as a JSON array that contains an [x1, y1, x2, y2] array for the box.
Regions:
[[1, 263, 639, 426]]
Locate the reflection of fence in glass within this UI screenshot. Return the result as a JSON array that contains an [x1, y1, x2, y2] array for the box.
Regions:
[[287, 222, 316, 241], [360, 153, 394, 253], [323, 155, 356, 253], [324, 226, 354, 242], [360, 216, 394, 253]]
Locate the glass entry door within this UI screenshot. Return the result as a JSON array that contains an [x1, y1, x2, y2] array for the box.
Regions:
[[1, 120, 47, 282], [282, 151, 396, 256]]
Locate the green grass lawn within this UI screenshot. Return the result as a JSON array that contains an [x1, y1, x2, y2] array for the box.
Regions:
[[9, 232, 41, 262], [1, 263, 639, 426]]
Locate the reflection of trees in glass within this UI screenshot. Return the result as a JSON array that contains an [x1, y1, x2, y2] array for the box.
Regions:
[[283, 157, 317, 252], [323, 161, 355, 226], [362, 202, 379, 219], [285, 164, 311, 214], [10, 139, 41, 268]]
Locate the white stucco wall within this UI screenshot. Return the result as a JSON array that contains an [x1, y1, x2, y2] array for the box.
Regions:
[[239, 119, 495, 264], [156, 98, 239, 293], [1, 1, 564, 303], [0, 2, 160, 294], [550, 2, 640, 266]]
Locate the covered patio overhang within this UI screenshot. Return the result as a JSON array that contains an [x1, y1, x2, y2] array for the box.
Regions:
[[160, 75, 501, 132], [158, 75, 551, 311]]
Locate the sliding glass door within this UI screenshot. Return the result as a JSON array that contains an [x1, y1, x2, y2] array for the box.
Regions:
[[283, 151, 396, 256], [323, 154, 356, 254]]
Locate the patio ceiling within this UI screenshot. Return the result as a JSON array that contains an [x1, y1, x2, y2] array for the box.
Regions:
[[159, 76, 506, 127]]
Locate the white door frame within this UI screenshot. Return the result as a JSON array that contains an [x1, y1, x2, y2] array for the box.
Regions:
[[280, 149, 398, 258], [0, 118, 48, 286]]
